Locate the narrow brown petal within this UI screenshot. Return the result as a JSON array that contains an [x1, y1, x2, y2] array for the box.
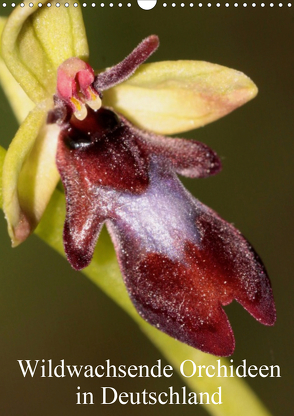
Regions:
[[95, 35, 159, 91]]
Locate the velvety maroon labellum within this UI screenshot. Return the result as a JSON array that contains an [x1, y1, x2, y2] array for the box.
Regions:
[[53, 35, 276, 356]]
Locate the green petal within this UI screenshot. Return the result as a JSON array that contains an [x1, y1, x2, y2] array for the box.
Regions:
[[0, 17, 34, 123], [2, 100, 60, 246], [103, 61, 258, 135], [1, 1, 89, 103]]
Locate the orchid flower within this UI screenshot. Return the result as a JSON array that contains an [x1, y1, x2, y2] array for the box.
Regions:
[[0, 2, 275, 357]]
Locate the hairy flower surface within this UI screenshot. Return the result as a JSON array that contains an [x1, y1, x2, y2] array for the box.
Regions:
[[0, 3, 275, 356], [52, 36, 276, 357]]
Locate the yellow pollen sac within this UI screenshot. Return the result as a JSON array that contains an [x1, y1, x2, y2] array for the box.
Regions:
[[84, 86, 102, 111], [70, 87, 102, 120], [70, 97, 87, 120], [70, 96, 82, 111], [87, 95, 102, 111], [74, 105, 87, 121], [87, 87, 97, 101]]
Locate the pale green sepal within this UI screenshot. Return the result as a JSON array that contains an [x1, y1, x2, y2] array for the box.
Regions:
[[0, 17, 6, 47], [2, 99, 60, 246], [1, 1, 89, 103], [103, 61, 258, 135], [0, 58, 35, 123], [0, 17, 36, 123]]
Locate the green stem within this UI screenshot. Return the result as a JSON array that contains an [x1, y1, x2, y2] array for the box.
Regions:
[[0, 145, 273, 416]]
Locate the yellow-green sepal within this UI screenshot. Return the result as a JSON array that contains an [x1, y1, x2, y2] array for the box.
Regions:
[[1, 1, 89, 103], [0, 16, 34, 123], [2, 100, 60, 246], [103, 60, 258, 135]]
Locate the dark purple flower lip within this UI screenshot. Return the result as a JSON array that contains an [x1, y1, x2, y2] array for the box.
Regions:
[[50, 35, 276, 356]]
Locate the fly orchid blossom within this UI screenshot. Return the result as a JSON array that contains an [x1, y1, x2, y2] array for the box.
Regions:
[[0, 3, 275, 356]]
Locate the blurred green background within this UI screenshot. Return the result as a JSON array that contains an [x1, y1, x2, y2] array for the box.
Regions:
[[0, 3, 293, 415]]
